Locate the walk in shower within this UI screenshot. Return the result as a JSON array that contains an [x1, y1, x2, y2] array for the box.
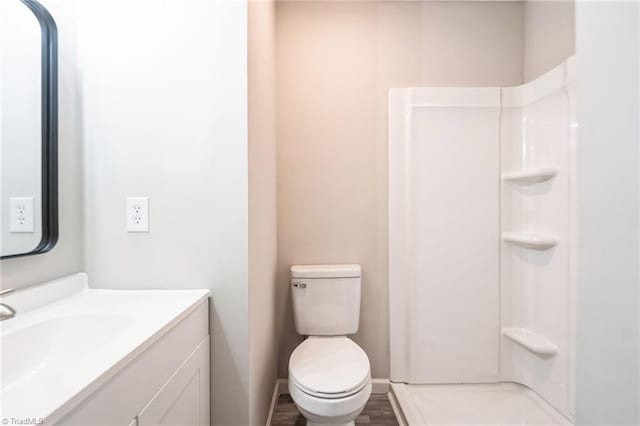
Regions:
[[388, 57, 576, 425]]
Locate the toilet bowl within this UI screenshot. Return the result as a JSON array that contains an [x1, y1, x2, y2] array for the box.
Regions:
[[288, 336, 371, 426]]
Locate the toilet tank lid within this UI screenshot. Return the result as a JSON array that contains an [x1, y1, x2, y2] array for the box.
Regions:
[[291, 264, 361, 279]]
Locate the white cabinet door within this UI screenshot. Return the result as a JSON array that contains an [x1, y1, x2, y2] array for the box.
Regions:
[[138, 336, 210, 426]]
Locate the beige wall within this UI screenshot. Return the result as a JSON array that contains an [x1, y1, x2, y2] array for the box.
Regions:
[[524, 0, 575, 81], [248, 1, 278, 424], [275, 1, 525, 379]]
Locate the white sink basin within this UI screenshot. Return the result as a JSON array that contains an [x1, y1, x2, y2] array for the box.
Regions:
[[2, 314, 132, 390], [0, 273, 209, 422]]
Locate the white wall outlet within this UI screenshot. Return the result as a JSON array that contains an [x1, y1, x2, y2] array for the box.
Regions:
[[127, 197, 149, 232], [9, 197, 35, 233]]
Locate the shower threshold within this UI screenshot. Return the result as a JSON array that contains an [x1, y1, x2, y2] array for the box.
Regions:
[[391, 382, 573, 426]]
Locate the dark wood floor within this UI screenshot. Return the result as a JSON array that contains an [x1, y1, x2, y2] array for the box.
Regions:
[[271, 393, 400, 426]]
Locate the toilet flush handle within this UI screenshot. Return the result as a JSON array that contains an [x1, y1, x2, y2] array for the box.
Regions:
[[292, 281, 307, 289]]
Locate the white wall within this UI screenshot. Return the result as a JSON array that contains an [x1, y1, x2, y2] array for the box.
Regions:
[[276, 0, 525, 379], [0, 0, 83, 290], [575, 1, 640, 424], [524, 1, 575, 81], [248, 1, 278, 424], [76, 1, 249, 424]]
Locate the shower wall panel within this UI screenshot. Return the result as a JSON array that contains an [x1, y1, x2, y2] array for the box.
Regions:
[[500, 58, 576, 421], [389, 88, 501, 384]]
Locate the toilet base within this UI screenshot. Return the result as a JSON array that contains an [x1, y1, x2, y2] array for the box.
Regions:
[[296, 401, 362, 426], [307, 421, 354, 426], [289, 377, 371, 426]]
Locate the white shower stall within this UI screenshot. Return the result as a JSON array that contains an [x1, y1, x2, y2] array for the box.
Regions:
[[389, 57, 576, 424]]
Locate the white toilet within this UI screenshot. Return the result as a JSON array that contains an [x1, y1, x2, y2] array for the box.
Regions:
[[288, 264, 372, 426]]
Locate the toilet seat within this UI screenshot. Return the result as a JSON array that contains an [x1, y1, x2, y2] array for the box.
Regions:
[[289, 336, 370, 399]]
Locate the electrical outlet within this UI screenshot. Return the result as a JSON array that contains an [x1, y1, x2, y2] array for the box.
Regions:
[[10, 197, 35, 233], [127, 197, 149, 232]]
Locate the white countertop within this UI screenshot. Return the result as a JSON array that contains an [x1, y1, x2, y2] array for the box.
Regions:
[[0, 273, 209, 422]]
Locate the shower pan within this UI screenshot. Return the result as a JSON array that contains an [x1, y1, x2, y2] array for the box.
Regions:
[[388, 57, 576, 425]]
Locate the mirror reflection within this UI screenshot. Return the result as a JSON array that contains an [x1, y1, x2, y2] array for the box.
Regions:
[[0, 0, 57, 258]]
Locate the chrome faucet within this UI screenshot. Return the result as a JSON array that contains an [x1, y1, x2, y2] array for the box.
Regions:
[[0, 289, 16, 321]]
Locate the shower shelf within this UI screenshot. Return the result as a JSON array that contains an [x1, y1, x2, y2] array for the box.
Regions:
[[502, 327, 558, 356], [502, 232, 558, 250], [502, 167, 557, 185]]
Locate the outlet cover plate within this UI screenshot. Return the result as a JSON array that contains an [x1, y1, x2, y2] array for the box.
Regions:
[[127, 197, 149, 232], [10, 197, 35, 233]]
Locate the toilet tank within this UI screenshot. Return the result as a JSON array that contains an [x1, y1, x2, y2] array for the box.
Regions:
[[291, 264, 361, 336]]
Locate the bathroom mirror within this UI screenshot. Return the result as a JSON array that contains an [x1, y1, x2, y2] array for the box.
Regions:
[[0, 0, 58, 259]]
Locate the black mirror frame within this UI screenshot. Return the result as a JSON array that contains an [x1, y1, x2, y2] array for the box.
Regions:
[[1, 0, 58, 259]]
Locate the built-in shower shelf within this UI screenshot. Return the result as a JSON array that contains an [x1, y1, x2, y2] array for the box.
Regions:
[[502, 232, 558, 250], [502, 327, 558, 356], [502, 167, 557, 185]]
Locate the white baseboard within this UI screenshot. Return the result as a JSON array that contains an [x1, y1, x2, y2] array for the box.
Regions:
[[265, 379, 286, 426]]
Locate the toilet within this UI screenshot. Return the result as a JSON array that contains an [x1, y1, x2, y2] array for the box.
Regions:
[[288, 264, 372, 426]]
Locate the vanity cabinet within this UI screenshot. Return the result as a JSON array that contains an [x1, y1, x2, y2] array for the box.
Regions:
[[54, 301, 210, 426], [137, 337, 210, 426]]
